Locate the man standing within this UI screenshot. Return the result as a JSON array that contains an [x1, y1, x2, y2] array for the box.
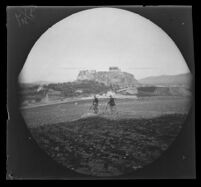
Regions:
[[107, 95, 116, 114], [92, 95, 99, 114]]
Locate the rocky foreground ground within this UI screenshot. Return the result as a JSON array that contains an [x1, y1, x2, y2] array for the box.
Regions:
[[30, 114, 187, 177]]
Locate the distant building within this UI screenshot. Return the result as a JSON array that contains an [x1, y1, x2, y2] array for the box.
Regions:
[[75, 89, 83, 93], [109, 67, 121, 72], [116, 87, 138, 95], [41, 89, 63, 102]]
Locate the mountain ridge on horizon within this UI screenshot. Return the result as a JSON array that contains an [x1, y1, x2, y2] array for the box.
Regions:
[[138, 72, 191, 80], [138, 72, 192, 86]]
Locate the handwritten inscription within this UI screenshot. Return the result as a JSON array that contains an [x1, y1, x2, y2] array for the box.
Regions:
[[15, 7, 36, 27]]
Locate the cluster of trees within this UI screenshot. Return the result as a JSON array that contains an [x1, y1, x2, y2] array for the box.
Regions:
[[19, 80, 113, 101], [47, 80, 111, 97]]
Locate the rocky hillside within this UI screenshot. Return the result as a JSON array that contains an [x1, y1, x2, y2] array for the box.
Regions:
[[77, 69, 139, 88]]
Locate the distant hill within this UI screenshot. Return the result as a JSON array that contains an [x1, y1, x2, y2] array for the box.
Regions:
[[138, 73, 192, 88]]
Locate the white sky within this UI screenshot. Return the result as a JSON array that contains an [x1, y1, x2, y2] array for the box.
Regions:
[[19, 7, 190, 83]]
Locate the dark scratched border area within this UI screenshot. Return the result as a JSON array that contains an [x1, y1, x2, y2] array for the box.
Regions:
[[7, 6, 195, 179]]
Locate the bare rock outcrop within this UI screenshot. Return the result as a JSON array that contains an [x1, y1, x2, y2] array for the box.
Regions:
[[77, 68, 139, 88]]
